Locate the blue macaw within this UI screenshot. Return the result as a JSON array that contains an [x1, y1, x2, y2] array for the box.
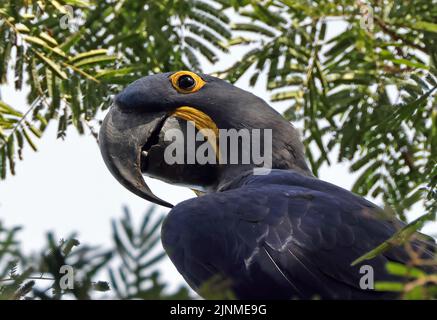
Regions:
[[99, 71, 435, 299]]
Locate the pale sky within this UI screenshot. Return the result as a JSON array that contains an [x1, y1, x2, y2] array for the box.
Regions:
[[0, 19, 435, 296]]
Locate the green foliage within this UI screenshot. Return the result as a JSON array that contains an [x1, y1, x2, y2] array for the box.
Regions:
[[0, 0, 232, 179], [352, 211, 435, 266], [1, 1, 435, 214], [223, 0, 437, 218], [0, 206, 190, 300], [32, 233, 112, 299], [375, 261, 437, 299], [197, 275, 236, 300], [109, 206, 190, 299], [351, 208, 437, 299], [0, 0, 436, 300], [379, 260, 437, 299], [0, 221, 25, 299], [0, 225, 112, 300]]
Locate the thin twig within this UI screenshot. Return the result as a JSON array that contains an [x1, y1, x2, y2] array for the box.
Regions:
[[0, 276, 55, 282], [0, 97, 42, 149], [404, 275, 437, 293]]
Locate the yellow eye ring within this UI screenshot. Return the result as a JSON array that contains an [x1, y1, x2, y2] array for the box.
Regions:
[[170, 71, 205, 94]]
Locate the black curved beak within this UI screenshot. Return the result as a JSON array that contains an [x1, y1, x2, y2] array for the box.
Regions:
[[99, 105, 173, 208]]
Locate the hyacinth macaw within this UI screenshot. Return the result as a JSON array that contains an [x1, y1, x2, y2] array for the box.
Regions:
[[99, 71, 435, 299]]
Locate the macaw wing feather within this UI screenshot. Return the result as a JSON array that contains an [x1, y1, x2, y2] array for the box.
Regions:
[[161, 171, 435, 299]]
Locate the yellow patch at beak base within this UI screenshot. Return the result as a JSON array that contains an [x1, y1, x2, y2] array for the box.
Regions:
[[171, 106, 220, 161]]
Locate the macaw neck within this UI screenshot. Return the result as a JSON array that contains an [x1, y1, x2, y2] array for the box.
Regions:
[[213, 164, 255, 192], [213, 164, 313, 194], [212, 138, 313, 193], [214, 168, 254, 192], [194, 122, 314, 194]]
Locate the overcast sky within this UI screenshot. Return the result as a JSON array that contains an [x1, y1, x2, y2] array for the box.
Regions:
[[0, 19, 435, 295]]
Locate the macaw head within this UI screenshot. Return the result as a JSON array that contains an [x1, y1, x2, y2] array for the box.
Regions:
[[99, 71, 311, 207]]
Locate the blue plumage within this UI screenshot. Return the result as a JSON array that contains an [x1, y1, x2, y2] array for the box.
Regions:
[[162, 170, 435, 299], [99, 72, 436, 299]]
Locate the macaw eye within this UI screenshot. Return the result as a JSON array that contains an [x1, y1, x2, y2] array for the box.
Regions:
[[178, 75, 196, 90], [170, 71, 205, 93]]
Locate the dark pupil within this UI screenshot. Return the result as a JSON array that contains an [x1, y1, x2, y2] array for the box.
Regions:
[[178, 75, 195, 90]]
